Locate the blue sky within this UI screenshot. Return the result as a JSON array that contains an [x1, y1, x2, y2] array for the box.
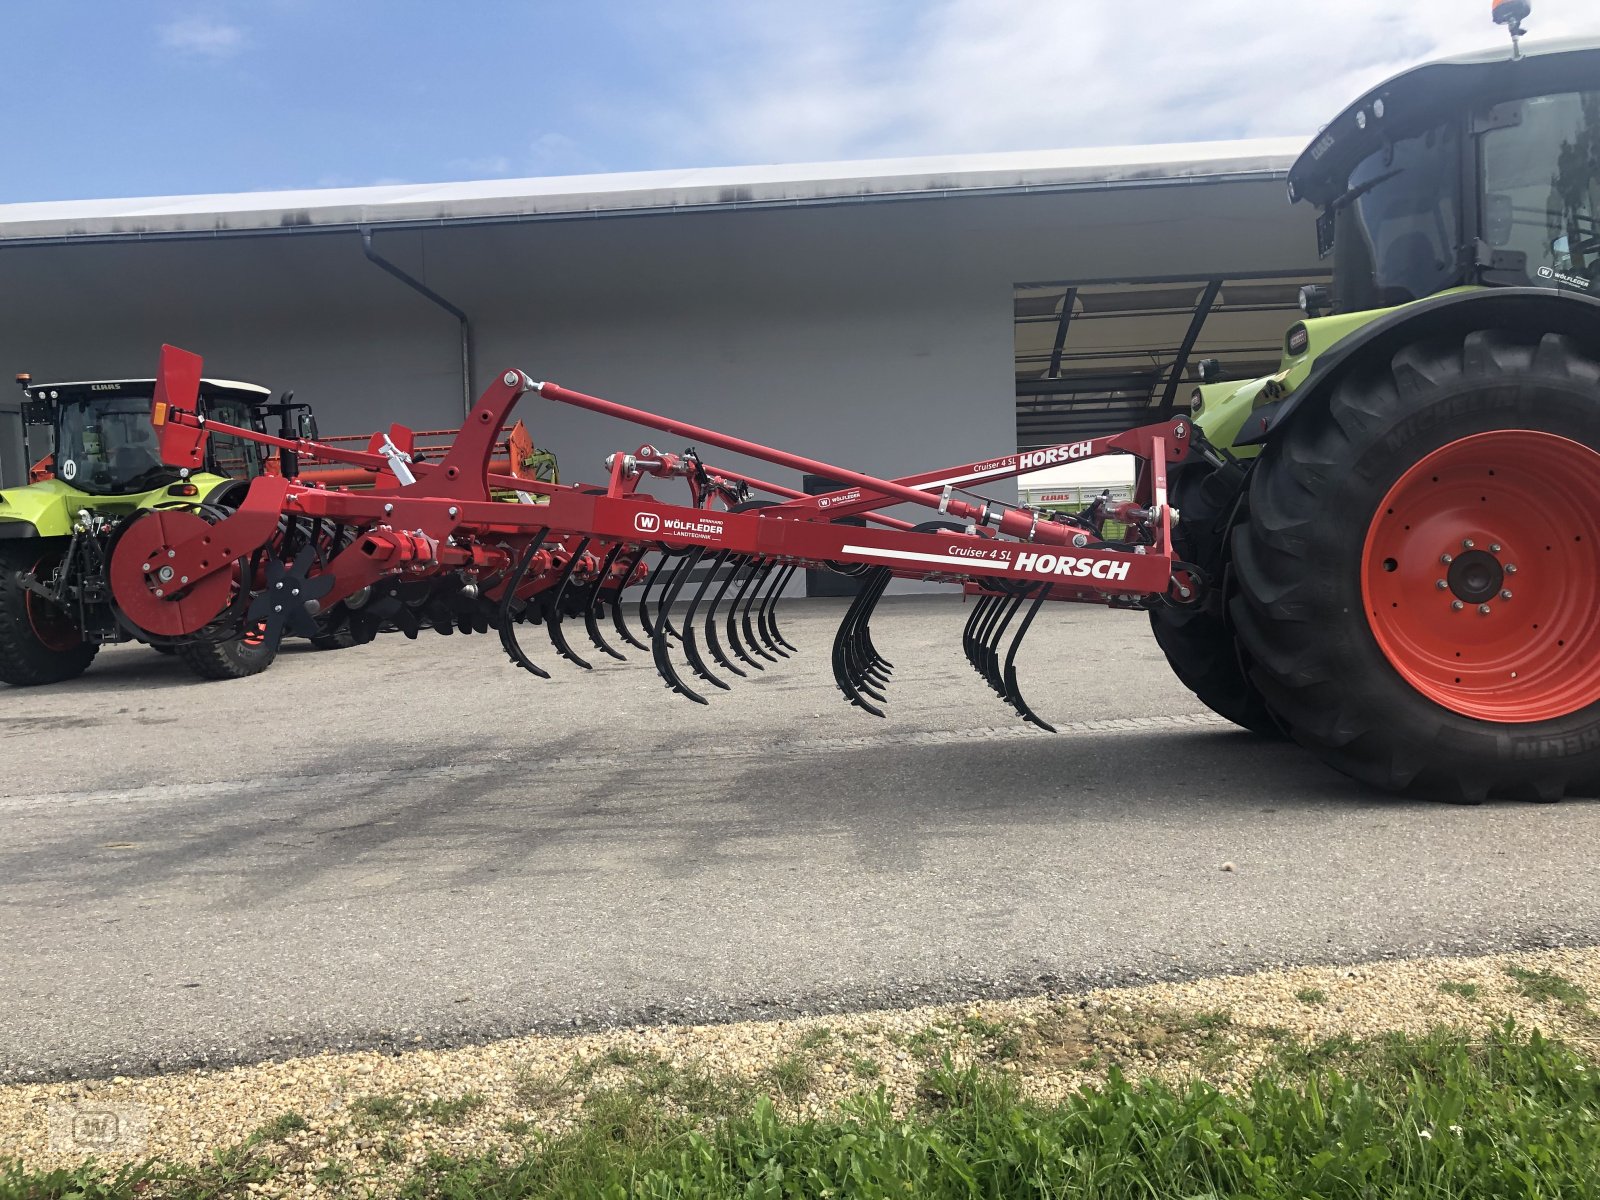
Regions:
[[3, 0, 1597, 204]]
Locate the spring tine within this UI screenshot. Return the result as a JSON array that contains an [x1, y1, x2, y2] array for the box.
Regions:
[[961, 593, 990, 667], [831, 574, 885, 717], [653, 553, 696, 643], [703, 554, 749, 678], [839, 569, 884, 703], [680, 550, 732, 691], [764, 563, 801, 654], [850, 569, 892, 703], [741, 561, 780, 662], [859, 571, 892, 681], [1002, 585, 1057, 732], [651, 547, 708, 704], [609, 548, 649, 651], [583, 544, 628, 661], [637, 550, 673, 638], [967, 592, 1003, 672], [726, 557, 767, 672], [753, 561, 791, 658], [497, 528, 551, 679], [544, 537, 595, 670], [968, 592, 1002, 670], [700, 553, 748, 678], [983, 590, 1030, 694]]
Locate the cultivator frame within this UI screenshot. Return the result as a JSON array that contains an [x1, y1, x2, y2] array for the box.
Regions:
[[121, 345, 1218, 729]]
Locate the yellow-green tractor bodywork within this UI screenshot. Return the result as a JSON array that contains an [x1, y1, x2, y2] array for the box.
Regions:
[[0, 473, 233, 540]]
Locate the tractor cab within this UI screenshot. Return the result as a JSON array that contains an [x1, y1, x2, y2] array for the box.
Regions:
[[1287, 34, 1600, 316], [17, 376, 272, 496]]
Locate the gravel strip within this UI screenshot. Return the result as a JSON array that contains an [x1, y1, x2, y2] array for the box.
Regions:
[[6, 946, 1599, 1192]]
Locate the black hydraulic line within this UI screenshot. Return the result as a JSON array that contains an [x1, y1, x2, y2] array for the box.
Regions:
[[497, 528, 551, 679], [703, 555, 749, 678], [651, 547, 707, 704], [1002, 585, 1057, 732], [546, 537, 594, 670], [680, 550, 732, 690], [360, 227, 474, 420]]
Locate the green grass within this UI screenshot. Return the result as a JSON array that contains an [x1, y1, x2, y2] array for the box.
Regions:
[[1296, 988, 1329, 1006], [1440, 980, 1480, 1000], [350, 1090, 486, 1128], [9, 1024, 1600, 1199], [1505, 965, 1591, 1011], [850, 1054, 883, 1079], [247, 1110, 309, 1144]]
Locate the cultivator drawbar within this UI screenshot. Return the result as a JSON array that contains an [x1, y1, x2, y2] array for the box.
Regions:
[[116, 345, 1218, 728]]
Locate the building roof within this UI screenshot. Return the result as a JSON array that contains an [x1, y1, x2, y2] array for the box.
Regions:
[[0, 138, 1304, 245]]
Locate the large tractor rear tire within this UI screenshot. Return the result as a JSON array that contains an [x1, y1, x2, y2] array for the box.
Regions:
[[1231, 329, 1600, 801], [1150, 603, 1281, 738], [0, 543, 99, 686], [177, 622, 278, 681], [1151, 461, 1282, 738]]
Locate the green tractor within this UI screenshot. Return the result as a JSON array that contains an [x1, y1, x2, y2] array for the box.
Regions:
[[0, 374, 307, 685], [1154, 15, 1600, 801]]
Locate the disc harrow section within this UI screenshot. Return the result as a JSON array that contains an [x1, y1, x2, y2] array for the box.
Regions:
[[122, 343, 1210, 730]]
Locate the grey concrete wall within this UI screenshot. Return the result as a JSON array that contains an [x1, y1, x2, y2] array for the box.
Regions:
[[0, 177, 1316, 574]]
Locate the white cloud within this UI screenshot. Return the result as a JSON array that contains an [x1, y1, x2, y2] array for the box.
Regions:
[[159, 15, 246, 59], [646, 0, 1600, 163]]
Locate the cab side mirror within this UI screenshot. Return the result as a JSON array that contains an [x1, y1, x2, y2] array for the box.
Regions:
[[297, 411, 319, 441]]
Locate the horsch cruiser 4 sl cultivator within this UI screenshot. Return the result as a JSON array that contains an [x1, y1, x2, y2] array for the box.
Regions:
[[3, 6, 1599, 802]]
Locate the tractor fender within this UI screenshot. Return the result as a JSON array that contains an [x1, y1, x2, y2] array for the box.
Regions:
[[202, 477, 253, 511], [0, 519, 39, 539], [1236, 287, 1600, 447]]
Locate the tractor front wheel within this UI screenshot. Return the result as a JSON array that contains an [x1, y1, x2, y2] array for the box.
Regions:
[[1231, 329, 1600, 801], [0, 542, 99, 686]]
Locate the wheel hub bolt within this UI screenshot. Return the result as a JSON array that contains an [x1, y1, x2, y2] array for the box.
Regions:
[[1490, 543, 1502, 553], [1463, 539, 1475, 549], [1452, 600, 1464, 611], [1440, 554, 1454, 564], [1479, 604, 1492, 615], [1501, 590, 1513, 600], [1506, 564, 1517, 575], [1436, 579, 1448, 590]]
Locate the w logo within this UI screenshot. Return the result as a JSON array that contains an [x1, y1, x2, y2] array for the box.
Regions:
[[634, 512, 661, 533]]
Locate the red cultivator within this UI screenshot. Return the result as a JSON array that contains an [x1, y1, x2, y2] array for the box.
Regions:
[[120, 345, 1216, 729]]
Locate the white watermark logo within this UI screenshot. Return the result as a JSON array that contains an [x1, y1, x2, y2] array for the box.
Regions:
[[48, 1102, 150, 1154]]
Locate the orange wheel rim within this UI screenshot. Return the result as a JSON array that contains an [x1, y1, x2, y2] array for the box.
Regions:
[[1362, 430, 1600, 723]]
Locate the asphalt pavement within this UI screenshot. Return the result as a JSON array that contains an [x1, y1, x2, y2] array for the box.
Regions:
[[3, 595, 1596, 1081]]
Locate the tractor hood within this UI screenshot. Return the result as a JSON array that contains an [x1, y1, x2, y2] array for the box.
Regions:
[[0, 475, 234, 539]]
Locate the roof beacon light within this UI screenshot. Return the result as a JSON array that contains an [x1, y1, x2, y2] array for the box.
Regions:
[[1493, 0, 1531, 57]]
